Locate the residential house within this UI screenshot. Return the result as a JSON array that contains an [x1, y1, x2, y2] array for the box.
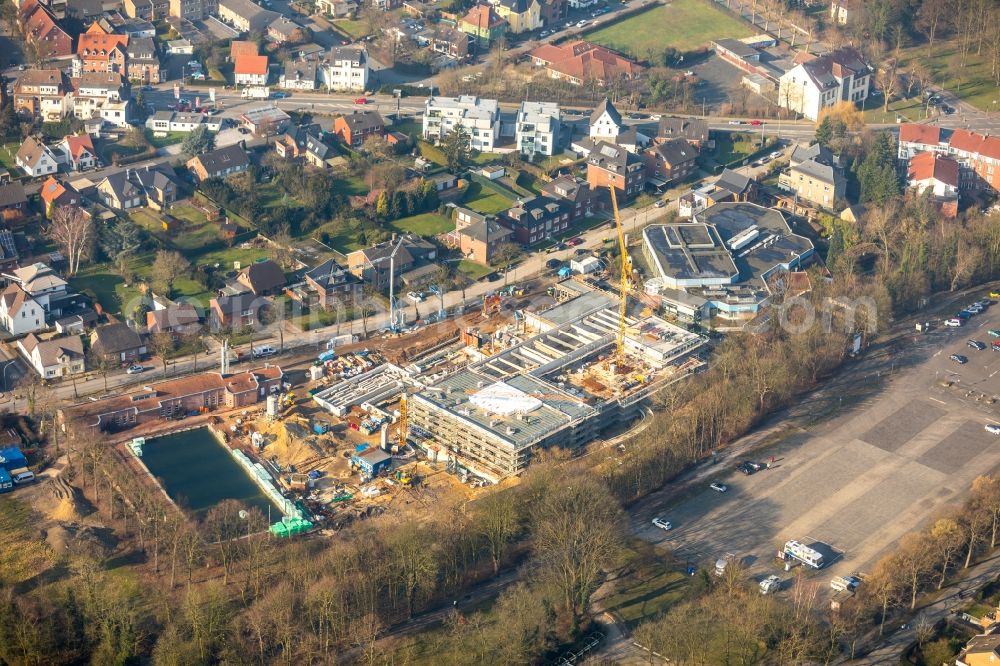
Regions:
[[17, 333, 85, 378], [210, 292, 264, 329], [657, 116, 710, 148], [422, 95, 500, 151], [274, 123, 322, 158], [334, 110, 385, 148], [431, 26, 469, 59], [346, 234, 437, 291], [429, 172, 458, 191], [645, 138, 698, 186], [302, 258, 355, 310], [540, 0, 566, 24], [169, 0, 216, 21], [540, 174, 603, 221], [459, 4, 507, 47], [490, 0, 540, 34], [907, 151, 960, 218], [279, 58, 318, 90], [69, 71, 128, 123], [58, 134, 98, 171], [146, 303, 202, 337], [957, 633, 1000, 666], [0, 284, 44, 335], [55, 310, 98, 335], [186, 144, 251, 181], [0, 183, 28, 223], [0, 231, 18, 272], [267, 16, 303, 43], [13, 69, 70, 120], [97, 163, 177, 210], [527, 40, 643, 86], [778, 143, 845, 208], [322, 47, 369, 91], [240, 105, 290, 136], [65, 0, 105, 20], [15, 137, 59, 177], [829, 0, 856, 25], [18, 0, 73, 60], [777, 47, 871, 121], [6, 262, 68, 313], [713, 168, 759, 202], [898, 124, 1000, 194], [502, 195, 570, 246], [316, 0, 357, 16], [234, 54, 269, 86], [235, 259, 286, 296], [589, 97, 622, 142], [77, 22, 129, 74], [145, 110, 221, 133], [96, 171, 143, 209], [218, 0, 280, 33], [91, 322, 146, 363], [586, 141, 647, 200], [453, 206, 513, 264], [304, 134, 338, 168], [40, 177, 80, 216], [126, 36, 162, 84], [67, 366, 284, 432], [515, 101, 561, 156]]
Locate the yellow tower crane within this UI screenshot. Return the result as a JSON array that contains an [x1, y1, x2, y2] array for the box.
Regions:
[[609, 186, 633, 366], [398, 392, 408, 452]]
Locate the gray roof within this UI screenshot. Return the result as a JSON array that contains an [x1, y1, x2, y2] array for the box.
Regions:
[[92, 322, 142, 355], [283, 59, 317, 82], [340, 110, 384, 133], [714, 38, 759, 59], [128, 36, 157, 59], [131, 163, 176, 192], [791, 157, 840, 185], [657, 116, 709, 142], [0, 182, 27, 208], [586, 141, 644, 172], [644, 223, 739, 282], [650, 138, 697, 166], [220, 0, 280, 31], [463, 215, 512, 244], [590, 97, 621, 128], [715, 168, 754, 197], [306, 258, 350, 289], [191, 145, 250, 176], [533, 290, 614, 327], [790, 142, 834, 167], [100, 170, 141, 201], [330, 47, 365, 65]]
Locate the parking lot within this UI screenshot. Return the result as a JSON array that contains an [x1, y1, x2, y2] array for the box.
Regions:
[[630, 295, 1000, 590]]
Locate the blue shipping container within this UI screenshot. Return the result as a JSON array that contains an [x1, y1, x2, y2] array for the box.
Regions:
[[0, 447, 26, 472], [0, 468, 13, 493]]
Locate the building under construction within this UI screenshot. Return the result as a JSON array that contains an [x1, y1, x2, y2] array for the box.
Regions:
[[409, 294, 706, 481]]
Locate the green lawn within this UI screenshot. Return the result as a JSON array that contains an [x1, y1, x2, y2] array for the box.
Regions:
[[144, 130, 187, 148], [470, 151, 504, 166], [417, 141, 448, 168], [601, 543, 692, 628], [390, 212, 453, 236], [712, 132, 760, 167], [899, 42, 1000, 113], [334, 18, 372, 40], [456, 259, 492, 280], [584, 0, 753, 57], [130, 206, 224, 252], [464, 178, 515, 215], [330, 174, 369, 198], [861, 95, 926, 124], [391, 119, 423, 142], [0, 142, 20, 173]]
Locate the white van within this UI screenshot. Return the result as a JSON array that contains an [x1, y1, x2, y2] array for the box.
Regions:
[[11, 469, 34, 485], [253, 345, 277, 358]]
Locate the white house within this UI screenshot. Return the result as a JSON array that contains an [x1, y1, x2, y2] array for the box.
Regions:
[[516, 100, 561, 156], [5, 262, 69, 312], [907, 152, 959, 198], [777, 47, 870, 121], [145, 111, 221, 133], [422, 95, 500, 151], [234, 54, 270, 86], [17, 333, 86, 378], [279, 58, 318, 90], [0, 284, 45, 335], [589, 97, 623, 142], [15, 137, 60, 177], [322, 47, 369, 92]]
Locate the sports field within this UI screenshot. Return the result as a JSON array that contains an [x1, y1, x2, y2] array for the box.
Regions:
[[585, 0, 753, 56]]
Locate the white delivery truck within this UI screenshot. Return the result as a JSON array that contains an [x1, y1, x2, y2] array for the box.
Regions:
[[715, 553, 737, 576]]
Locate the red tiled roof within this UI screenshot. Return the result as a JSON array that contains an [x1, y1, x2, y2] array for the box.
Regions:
[[39, 176, 68, 204], [77, 25, 128, 59], [230, 40, 259, 59], [898, 123, 941, 145], [63, 134, 95, 161], [527, 40, 642, 83], [908, 152, 958, 186], [463, 4, 506, 30], [234, 54, 269, 76]]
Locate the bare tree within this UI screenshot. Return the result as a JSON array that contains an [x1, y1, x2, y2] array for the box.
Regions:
[[47, 206, 94, 276], [474, 490, 520, 575], [972, 475, 1000, 548], [148, 331, 175, 375], [151, 250, 192, 296], [895, 532, 933, 609], [929, 517, 964, 589]]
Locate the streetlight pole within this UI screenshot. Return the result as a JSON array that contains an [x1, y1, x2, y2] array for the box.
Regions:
[[1, 360, 16, 392]]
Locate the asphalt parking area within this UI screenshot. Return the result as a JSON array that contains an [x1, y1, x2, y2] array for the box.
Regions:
[[631, 298, 1000, 587]]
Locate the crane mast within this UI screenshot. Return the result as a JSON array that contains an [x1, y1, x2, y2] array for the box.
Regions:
[[609, 186, 632, 366]]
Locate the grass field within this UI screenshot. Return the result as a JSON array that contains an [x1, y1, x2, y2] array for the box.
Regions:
[[331, 174, 369, 198], [585, 0, 753, 57], [144, 130, 187, 149], [0, 142, 20, 173], [900, 43, 1000, 113], [390, 212, 453, 236], [130, 205, 224, 251], [457, 259, 492, 280], [601, 543, 692, 628], [0, 497, 54, 588], [464, 178, 516, 214], [334, 18, 372, 40]]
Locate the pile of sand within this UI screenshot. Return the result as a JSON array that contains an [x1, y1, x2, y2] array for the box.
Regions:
[[49, 497, 80, 523]]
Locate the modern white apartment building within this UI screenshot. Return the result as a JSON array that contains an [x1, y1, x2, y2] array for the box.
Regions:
[[515, 101, 561, 156], [322, 47, 368, 92], [422, 95, 501, 152]]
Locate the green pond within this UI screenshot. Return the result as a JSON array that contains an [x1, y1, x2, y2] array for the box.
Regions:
[[140, 427, 278, 520]]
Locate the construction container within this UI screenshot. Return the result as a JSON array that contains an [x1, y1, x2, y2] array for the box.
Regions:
[[0, 468, 12, 493], [0, 446, 27, 472]]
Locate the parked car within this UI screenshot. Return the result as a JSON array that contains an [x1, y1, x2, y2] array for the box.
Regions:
[[407, 291, 423, 303], [652, 517, 672, 531], [271, 91, 290, 99], [710, 482, 728, 493], [654, 199, 666, 208], [950, 354, 968, 364], [737, 462, 756, 475], [969, 340, 987, 350], [546, 258, 562, 269], [760, 575, 781, 594], [986, 424, 1000, 435], [728, 120, 743, 125], [749, 119, 764, 126], [945, 317, 964, 327], [769, 151, 782, 159], [252, 345, 277, 358], [126, 365, 144, 375], [354, 97, 369, 104]]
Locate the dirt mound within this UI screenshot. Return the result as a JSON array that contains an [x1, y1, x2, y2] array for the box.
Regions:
[[44, 524, 117, 559], [49, 497, 80, 522]]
